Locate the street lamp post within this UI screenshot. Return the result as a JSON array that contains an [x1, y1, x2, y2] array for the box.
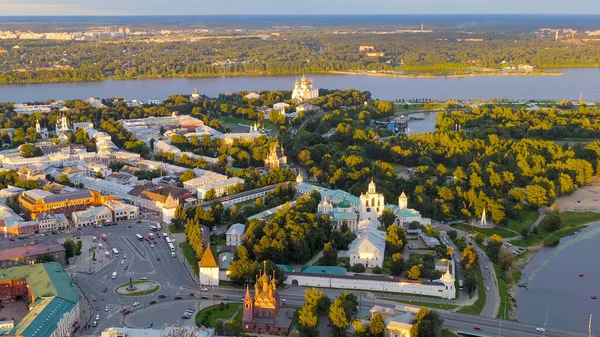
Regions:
[[543, 307, 548, 337]]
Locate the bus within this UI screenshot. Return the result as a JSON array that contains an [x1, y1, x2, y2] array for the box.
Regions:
[[136, 234, 144, 241], [101, 234, 107, 241], [168, 243, 175, 252], [162, 232, 168, 238], [105, 251, 110, 258], [165, 237, 172, 244], [112, 248, 119, 255]]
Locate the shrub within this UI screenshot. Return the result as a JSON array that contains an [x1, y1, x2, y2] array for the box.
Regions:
[[352, 263, 365, 273], [541, 214, 561, 232], [372, 266, 382, 274], [219, 302, 225, 311]]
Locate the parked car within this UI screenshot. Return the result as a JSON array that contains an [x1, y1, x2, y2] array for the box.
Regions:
[[92, 321, 97, 327], [95, 314, 100, 320]]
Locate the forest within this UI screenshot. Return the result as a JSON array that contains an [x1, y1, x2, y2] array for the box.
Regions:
[[283, 102, 600, 226], [1, 31, 600, 83]]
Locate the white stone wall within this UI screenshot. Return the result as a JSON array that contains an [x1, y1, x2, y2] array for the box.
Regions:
[[199, 267, 219, 286], [50, 301, 80, 337], [284, 274, 455, 299]]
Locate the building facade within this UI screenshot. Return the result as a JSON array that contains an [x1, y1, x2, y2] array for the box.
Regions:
[[0, 244, 67, 268], [242, 262, 295, 334], [198, 246, 219, 287], [225, 223, 245, 246], [292, 75, 319, 102], [71, 206, 113, 228], [19, 189, 106, 219]]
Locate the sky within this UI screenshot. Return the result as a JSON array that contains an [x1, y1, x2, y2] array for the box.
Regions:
[[1, 0, 600, 16]]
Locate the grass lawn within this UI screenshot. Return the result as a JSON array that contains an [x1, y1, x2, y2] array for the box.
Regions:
[[511, 212, 600, 247], [506, 207, 539, 233], [196, 303, 241, 328], [169, 224, 183, 233], [494, 265, 513, 319], [442, 330, 459, 337], [454, 224, 517, 238], [115, 280, 160, 296], [179, 242, 199, 275], [210, 235, 226, 246], [384, 297, 458, 311], [458, 265, 486, 315]]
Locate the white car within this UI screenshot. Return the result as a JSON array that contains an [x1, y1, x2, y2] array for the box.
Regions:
[[105, 306, 109, 312], [486, 286, 490, 291], [536, 327, 545, 332], [201, 288, 208, 292], [95, 314, 100, 320], [150, 244, 154, 248], [121, 259, 125, 264], [133, 302, 140, 306], [140, 277, 148, 280], [282, 298, 286, 303]]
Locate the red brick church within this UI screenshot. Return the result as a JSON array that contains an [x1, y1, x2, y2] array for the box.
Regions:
[[242, 262, 296, 334]]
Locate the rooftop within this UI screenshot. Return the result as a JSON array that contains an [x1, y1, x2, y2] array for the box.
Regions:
[[300, 266, 347, 276], [225, 223, 245, 236], [0, 244, 65, 261]]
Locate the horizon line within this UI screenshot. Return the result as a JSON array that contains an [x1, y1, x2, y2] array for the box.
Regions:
[[2, 13, 600, 17]]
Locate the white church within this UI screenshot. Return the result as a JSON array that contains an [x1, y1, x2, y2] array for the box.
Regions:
[[292, 75, 319, 102]]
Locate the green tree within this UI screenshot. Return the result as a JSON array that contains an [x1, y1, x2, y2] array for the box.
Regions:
[[322, 241, 338, 266], [407, 264, 422, 280], [388, 252, 404, 276], [368, 313, 385, 337], [378, 209, 397, 228], [329, 298, 349, 333], [386, 225, 406, 254], [486, 234, 504, 263], [542, 214, 561, 232], [204, 189, 217, 201], [473, 232, 485, 244], [179, 170, 195, 183], [20, 144, 43, 158]]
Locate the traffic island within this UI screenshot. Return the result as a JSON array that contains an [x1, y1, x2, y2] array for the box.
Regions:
[[115, 280, 160, 296]]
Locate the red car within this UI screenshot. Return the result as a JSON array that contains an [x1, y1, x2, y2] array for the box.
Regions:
[[123, 309, 131, 315], [474, 327, 482, 331], [91, 297, 96, 301], [120, 247, 124, 251]]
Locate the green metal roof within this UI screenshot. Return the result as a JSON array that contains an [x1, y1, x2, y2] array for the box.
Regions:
[[1, 262, 79, 337], [300, 266, 347, 276], [276, 264, 295, 273]]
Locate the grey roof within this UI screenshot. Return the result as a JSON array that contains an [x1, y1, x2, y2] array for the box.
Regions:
[[43, 190, 93, 203], [226, 223, 246, 236]]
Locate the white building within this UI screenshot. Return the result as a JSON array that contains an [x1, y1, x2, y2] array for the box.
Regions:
[[104, 199, 139, 221], [55, 114, 69, 134], [72, 122, 94, 131], [154, 140, 181, 155], [69, 174, 134, 200], [244, 92, 260, 100], [37, 212, 68, 233], [83, 162, 112, 178], [318, 196, 358, 231], [199, 246, 219, 286], [369, 305, 415, 337], [196, 177, 244, 200], [183, 172, 228, 194], [14, 104, 51, 115], [35, 119, 49, 138], [348, 219, 386, 268], [360, 178, 385, 218], [71, 206, 113, 227], [292, 75, 319, 102], [273, 102, 290, 112], [225, 223, 245, 246]]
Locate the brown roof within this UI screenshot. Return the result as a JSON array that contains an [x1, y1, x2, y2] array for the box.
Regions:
[[198, 246, 218, 268], [0, 244, 65, 261]]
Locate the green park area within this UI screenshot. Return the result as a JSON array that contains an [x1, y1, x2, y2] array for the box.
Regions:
[[195, 303, 242, 328], [180, 242, 199, 275], [512, 212, 600, 247], [453, 207, 538, 239], [457, 265, 486, 315]]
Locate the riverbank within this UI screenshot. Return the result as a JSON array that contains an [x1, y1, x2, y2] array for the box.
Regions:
[[330, 69, 563, 78], [506, 213, 600, 320], [0, 68, 565, 86]]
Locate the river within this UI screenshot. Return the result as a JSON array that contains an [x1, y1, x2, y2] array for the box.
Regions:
[[1, 68, 600, 103], [516, 224, 600, 333]]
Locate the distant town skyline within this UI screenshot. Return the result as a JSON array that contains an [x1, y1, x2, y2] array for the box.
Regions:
[[1, 0, 600, 16]]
